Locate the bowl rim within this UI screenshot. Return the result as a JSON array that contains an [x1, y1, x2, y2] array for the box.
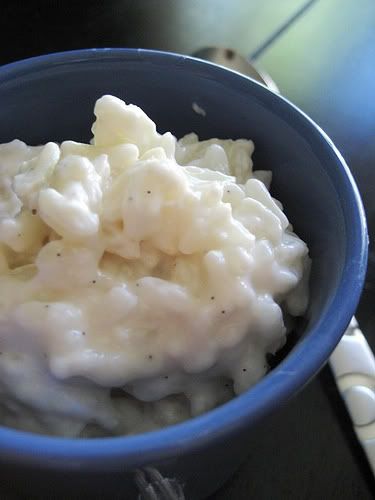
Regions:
[[0, 48, 368, 468]]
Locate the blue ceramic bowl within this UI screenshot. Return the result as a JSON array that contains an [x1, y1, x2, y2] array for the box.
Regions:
[[0, 49, 368, 499]]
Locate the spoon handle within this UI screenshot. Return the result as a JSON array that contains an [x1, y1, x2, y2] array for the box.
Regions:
[[330, 318, 375, 475]]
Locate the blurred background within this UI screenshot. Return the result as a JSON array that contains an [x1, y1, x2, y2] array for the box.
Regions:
[[1, 1, 375, 498]]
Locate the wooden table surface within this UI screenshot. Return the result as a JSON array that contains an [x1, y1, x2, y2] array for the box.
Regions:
[[1, 1, 375, 498]]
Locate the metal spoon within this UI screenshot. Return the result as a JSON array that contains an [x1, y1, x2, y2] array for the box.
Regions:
[[192, 46, 375, 478], [192, 46, 279, 93]]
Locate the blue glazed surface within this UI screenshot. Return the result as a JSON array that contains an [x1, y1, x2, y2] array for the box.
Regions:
[[0, 49, 368, 499]]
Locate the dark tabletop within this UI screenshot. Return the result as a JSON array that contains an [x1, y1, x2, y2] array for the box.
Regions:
[[1, 1, 375, 498]]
